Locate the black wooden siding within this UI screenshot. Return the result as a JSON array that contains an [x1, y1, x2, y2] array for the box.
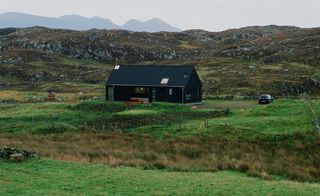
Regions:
[[106, 65, 202, 104], [185, 70, 202, 103]]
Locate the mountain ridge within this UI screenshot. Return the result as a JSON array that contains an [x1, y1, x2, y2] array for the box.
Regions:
[[0, 12, 181, 32]]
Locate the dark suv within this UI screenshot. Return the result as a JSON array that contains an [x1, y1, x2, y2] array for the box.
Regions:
[[258, 94, 273, 104]]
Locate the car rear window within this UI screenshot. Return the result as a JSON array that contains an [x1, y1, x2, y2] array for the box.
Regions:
[[260, 95, 270, 99]]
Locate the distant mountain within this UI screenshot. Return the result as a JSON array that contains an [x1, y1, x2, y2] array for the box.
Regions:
[[123, 18, 181, 32], [58, 15, 120, 30], [0, 12, 62, 29], [0, 12, 181, 32]]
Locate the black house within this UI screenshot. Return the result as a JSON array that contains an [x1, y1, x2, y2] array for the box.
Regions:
[[106, 64, 202, 104]]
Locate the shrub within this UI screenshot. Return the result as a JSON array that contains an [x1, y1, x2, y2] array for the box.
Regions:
[[73, 100, 126, 112]]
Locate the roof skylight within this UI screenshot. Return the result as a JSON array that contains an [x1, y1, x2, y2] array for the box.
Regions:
[[160, 78, 169, 84]]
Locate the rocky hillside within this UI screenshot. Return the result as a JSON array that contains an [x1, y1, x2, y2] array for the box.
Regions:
[[0, 26, 319, 96]]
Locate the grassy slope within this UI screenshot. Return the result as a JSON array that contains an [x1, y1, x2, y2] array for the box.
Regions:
[[130, 99, 316, 138], [1, 99, 319, 184], [2, 59, 319, 97], [0, 100, 225, 134], [0, 99, 317, 140], [1, 159, 319, 195]]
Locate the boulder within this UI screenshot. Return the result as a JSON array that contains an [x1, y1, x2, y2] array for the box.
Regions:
[[10, 153, 25, 162]]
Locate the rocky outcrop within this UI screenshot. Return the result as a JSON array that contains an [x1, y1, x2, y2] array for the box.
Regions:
[[0, 146, 38, 162], [0, 25, 318, 65], [0, 26, 319, 95], [220, 28, 320, 64], [0, 28, 182, 63]]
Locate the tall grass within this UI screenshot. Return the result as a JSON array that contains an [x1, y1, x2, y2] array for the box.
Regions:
[[1, 132, 319, 182]]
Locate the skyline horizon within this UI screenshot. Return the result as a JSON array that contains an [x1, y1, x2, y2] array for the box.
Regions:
[[0, 11, 318, 32], [1, 0, 319, 31]]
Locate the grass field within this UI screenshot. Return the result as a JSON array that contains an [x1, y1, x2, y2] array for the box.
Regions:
[[1, 159, 320, 195], [1, 97, 320, 194], [0, 98, 317, 138], [0, 100, 227, 133], [0, 90, 103, 103], [1, 26, 320, 195]]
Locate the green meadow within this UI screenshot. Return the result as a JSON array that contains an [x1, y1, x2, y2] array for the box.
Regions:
[[1, 98, 320, 195], [1, 159, 320, 195]]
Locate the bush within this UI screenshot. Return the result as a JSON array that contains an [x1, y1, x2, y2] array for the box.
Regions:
[[73, 100, 126, 112]]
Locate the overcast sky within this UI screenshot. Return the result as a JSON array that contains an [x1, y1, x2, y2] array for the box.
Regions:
[[1, 0, 319, 31]]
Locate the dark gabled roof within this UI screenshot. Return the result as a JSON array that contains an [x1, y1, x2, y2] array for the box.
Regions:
[[106, 64, 195, 87]]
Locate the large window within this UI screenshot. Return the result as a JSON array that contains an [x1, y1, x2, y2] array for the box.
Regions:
[[134, 87, 148, 94]]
